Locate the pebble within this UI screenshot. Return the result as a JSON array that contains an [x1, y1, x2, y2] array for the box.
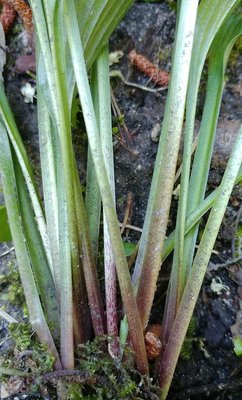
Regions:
[[150, 122, 161, 143]]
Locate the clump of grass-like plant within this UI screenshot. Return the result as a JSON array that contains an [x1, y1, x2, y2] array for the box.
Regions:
[[0, 0, 242, 399]]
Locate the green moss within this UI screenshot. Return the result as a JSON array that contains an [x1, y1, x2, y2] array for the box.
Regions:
[[112, 126, 119, 134], [228, 36, 242, 69], [0, 250, 156, 400], [159, 47, 172, 63], [69, 336, 158, 399], [0, 262, 25, 305], [5, 322, 55, 373], [180, 316, 197, 360], [8, 322, 33, 351], [166, 0, 177, 10]]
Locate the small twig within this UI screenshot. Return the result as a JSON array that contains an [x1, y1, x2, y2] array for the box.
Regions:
[[207, 256, 242, 272], [112, 132, 138, 157], [0, 366, 29, 377], [195, 244, 219, 255], [118, 222, 142, 233], [120, 192, 133, 234], [40, 369, 97, 384], [16, 350, 34, 360], [0, 367, 99, 387], [0, 246, 14, 257], [111, 89, 132, 143], [0, 44, 9, 52], [110, 69, 168, 93], [0, 308, 18, 323]]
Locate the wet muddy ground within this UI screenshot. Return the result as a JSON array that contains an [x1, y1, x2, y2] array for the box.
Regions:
[[1, 1, 242, 399]]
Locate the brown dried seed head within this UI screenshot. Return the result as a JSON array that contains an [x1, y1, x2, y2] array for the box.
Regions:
[[146, 323, 162, 338], [9, 0, 33, 32], [128, 49, 139, 63], [128, 49, 169, 87], [0, 1, 17, 33], [145, 331, 162, 361]]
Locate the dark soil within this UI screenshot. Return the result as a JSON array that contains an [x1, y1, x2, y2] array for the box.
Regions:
[[1, 1, 242, 399]]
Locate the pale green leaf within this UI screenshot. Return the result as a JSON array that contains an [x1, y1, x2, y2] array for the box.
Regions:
[[0, 205, 11, 242]]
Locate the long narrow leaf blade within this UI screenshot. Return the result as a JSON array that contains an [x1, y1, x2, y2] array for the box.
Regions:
[[0, 123, 61, 370], [64, 0, 148, 374]]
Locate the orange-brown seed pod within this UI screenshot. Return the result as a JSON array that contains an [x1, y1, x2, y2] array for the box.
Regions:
[[0, 1, 16, 33], [129, 49, 169, 87], [145, 324, 162, 361], [9, 0, 33, 32]]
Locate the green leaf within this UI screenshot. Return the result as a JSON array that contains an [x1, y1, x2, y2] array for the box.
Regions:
[[82, 0, 134, 69], [233, 337, 242, 356], [0, 122, 61, 368], [0, 82, 51, 269], [180, 0, 241, 273], [176, 8, 242, 299], [64, 0, 148, 373], [123, 242, 136, 257], [0, 205, 12, 242]]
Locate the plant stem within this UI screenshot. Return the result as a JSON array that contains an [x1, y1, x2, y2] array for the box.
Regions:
[[0, 83, 52, 273], [0, 124, 61, 370], [14, 158, 60, 334], [184, 9, 242, 270], [51, 2, 76, 369], [97, 44, 119, 356], [30, 0, 75, 369], [133, 0, 199, 329], [158, 124, 242, 399], [37, 74, 61, 299], [86, 63, 101, 261], [161, 10, 242, 343], [161, 164, 242, 262], [74, 167, 106, 337], [64, 0, 148, 374]]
